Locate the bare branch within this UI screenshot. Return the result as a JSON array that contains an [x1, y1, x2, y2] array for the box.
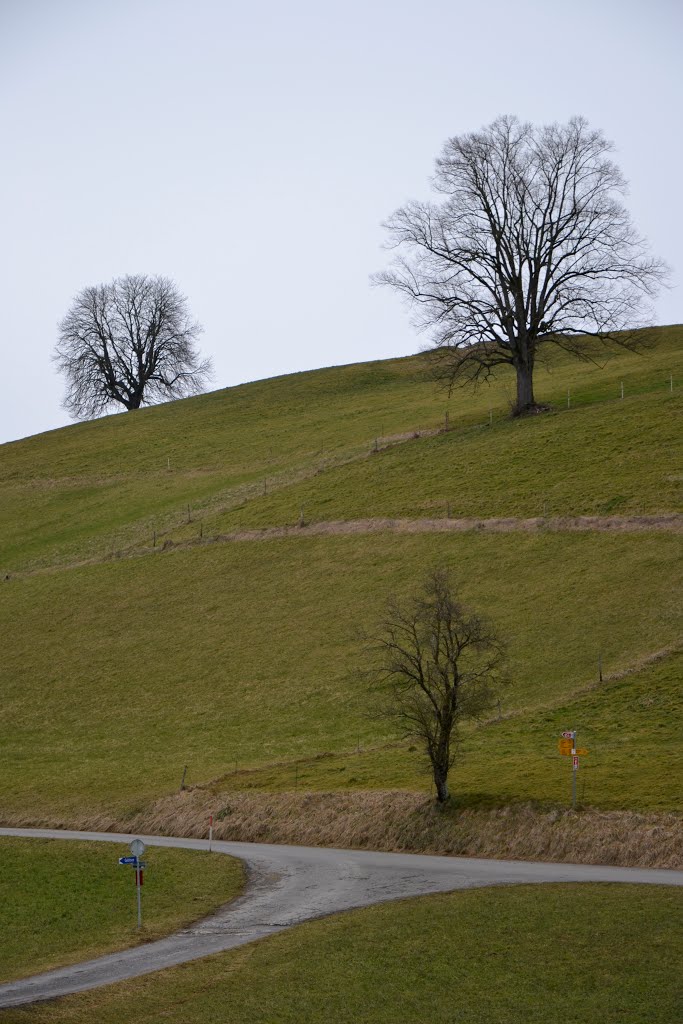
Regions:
[[53, 274, 214, 420], [360, 568, 508, 803], [374, 116, 670, 415]]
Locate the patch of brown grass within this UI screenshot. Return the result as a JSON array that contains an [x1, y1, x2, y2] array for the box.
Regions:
[[218, 514, 683, 544], [5, 791, 680, 869]]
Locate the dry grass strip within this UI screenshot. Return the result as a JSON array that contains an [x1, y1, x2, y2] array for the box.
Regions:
[[6, 792, 681, 870], [219, 515, 683, 543], [10, 513, 681, 582]]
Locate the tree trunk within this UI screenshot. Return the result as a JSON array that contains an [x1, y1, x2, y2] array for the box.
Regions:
[[433, 766, 450, 803], [514, 357, 536, 415]]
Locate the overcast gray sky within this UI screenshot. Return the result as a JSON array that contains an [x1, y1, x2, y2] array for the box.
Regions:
[[1, 0, 681, 443]]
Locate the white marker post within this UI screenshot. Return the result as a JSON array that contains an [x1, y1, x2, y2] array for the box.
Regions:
[[208, 814, 213, 853]]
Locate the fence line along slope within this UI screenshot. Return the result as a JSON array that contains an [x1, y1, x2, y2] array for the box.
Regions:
[[1, 326, 680, 574]]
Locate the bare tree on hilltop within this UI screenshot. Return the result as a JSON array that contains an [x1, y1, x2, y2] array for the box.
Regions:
[[54, 273, 213, 420], [375, 116, 669, 415]]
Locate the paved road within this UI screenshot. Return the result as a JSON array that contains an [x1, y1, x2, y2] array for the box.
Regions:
[[1, 827, 682, 1009]]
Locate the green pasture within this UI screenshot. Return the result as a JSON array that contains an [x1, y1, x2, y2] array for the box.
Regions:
[[0, 352, 439, 572], [1, 327, 680, 572], [5, 884, 681, 1024], [0, 838, 243, 983], [0, 325, 680, 825], [209, 388, 681, 532], [1, 531, 679, 817], [211, 651, 683, 811]]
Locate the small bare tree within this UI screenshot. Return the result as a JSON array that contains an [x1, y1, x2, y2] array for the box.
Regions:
[[363, 569, 506, 803], [375, 116, 669, 415], [54, 274, 213, 419]]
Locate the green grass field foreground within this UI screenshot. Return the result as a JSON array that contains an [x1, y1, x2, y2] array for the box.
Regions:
[[0, 838, 243, 983], [4, 884, 681, 1024]]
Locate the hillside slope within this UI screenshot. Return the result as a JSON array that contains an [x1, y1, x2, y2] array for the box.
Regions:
[[0, 326, 680, 826], [1, 326, 680, 573]]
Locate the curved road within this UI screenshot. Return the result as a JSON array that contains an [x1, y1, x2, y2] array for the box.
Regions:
[[1, 827, 682, 1009]]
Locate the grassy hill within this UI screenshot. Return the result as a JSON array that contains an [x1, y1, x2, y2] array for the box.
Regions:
[[206, 387, 680, 530], [1, 532, 680, 818], [1, 326, 680, 573], [0, 326, 681, 826]]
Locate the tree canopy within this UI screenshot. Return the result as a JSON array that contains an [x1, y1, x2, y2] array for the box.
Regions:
[[375, 116, 668, 414], [54, 274, 213, 419], [363, 568, 507, 803]]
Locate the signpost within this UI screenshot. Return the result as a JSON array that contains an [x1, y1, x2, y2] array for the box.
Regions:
[[556, 731, 589, 809], [208, 815, 214, 853], [565, 730, 578, 809], [119, 839, 146, 928]]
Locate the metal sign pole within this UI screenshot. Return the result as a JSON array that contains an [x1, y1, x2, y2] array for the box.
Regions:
[[558, 730, 587, 810], [136, 856, 142, 929], [129, 839, 145, 930]]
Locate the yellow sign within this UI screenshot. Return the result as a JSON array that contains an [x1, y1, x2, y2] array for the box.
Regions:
[[576, 748, 589, 756], [558, 739, 573, 755]]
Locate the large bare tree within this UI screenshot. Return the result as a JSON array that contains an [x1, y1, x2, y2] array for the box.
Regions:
[[54, 274, 213, 419], [363, 568, 506, 803], [375, 116, 668, 415]]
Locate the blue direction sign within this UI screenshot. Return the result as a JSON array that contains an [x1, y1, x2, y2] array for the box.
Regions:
[[119, 856, 137, 865]]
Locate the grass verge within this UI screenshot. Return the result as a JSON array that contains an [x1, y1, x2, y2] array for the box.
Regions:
[[118, 791, 682, 869], [0, 838, 243, 983], [3, 883, 681, 1023]]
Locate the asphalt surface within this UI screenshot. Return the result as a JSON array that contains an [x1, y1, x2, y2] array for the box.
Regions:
[[1, 827, 682, 1009]]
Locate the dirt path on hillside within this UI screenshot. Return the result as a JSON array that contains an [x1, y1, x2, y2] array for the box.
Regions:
[[218, 513, 683, 543], [4, 514, 681, 582]]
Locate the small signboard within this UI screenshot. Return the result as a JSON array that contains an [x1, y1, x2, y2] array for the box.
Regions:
[[576, 748, 589, 756], [572, 755, 579, 769], [561, 731, 575, 739], [119, 856, 137, 865], [558, 738, 573, 755]]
